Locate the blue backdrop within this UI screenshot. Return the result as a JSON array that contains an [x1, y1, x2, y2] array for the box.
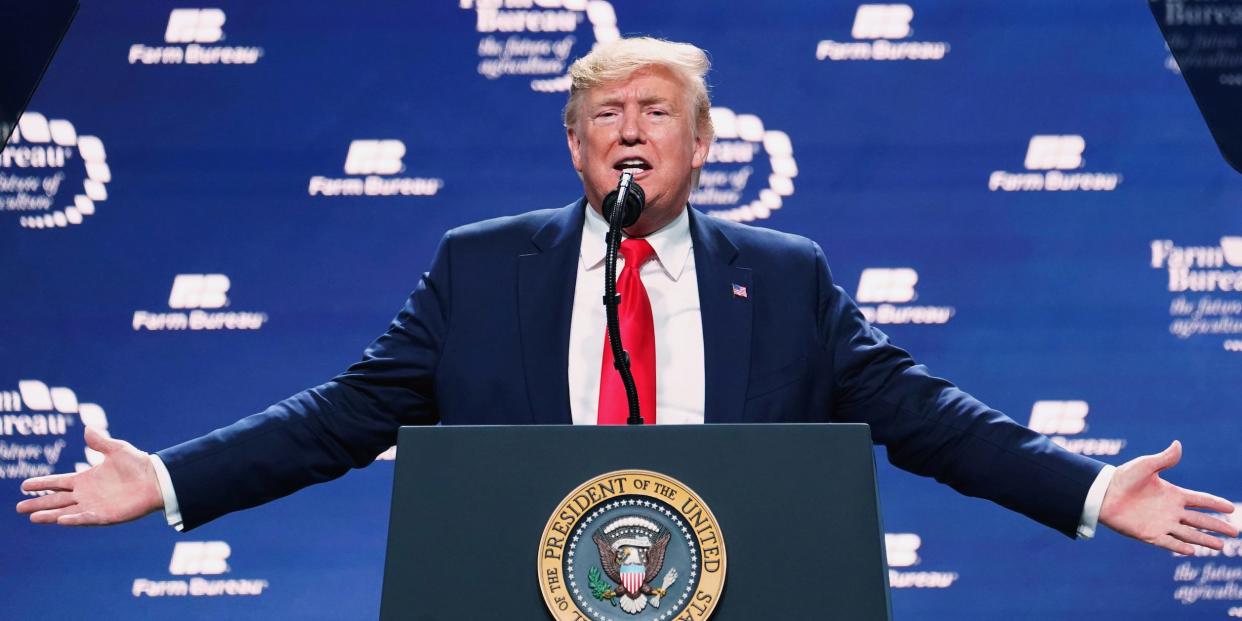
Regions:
[[3, 1, 1241, 619]]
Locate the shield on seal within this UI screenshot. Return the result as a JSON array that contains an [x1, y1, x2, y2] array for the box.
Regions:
[[620, 564, 644, 595]]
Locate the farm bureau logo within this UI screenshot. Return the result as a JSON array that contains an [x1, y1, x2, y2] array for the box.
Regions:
[[2, 112, 111, 230], [700, 107, 798, 223], [132, 274, 269, 331], [816, 4, 950, 62], [461, 0, 620, 93], [2, 380, 111, 483], [1151, 237, 1242, 352], [988, 135, 1122, 192], [133, 541, 270, 597], [308, 140, 443, 198], [1027, 401, 1126, 456], [854, 268, 955, 325], [885, 533, 959, 589], [539, 470, 726, 620], [128, 8, 264, 65]]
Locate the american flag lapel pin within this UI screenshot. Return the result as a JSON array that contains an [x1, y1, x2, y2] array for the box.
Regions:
[[732, 283, 748, 299]]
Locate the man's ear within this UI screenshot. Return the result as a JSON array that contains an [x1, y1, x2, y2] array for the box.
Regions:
[[566, 125, 584, 173], [690, 129, 710, 169]]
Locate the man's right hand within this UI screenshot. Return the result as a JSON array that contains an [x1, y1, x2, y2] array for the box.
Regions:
[[15, 426, 164, 526]]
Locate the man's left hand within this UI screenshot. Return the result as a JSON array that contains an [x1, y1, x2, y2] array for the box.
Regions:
[[1100, 440, 1239, 554]]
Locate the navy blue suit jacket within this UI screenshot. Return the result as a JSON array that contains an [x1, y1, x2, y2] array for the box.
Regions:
[[160, 200, 1104, 534]]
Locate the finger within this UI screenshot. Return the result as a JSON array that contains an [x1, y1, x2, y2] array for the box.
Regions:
[[16, 491, 76, 514], [29, 506, 80, 525], [1153, 533, 1196, 556], [1183, 489, 1235, 513], [1183, 511, 1241, 538], [57, 511, 103, 526], [20, 473, 75, 493], [1171, 525, 1225, 551], [1143, 440, 1182, 474], [84, 425, 123, 454]]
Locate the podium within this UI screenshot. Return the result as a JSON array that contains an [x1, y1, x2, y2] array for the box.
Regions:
[[380, 423, 892, 620]]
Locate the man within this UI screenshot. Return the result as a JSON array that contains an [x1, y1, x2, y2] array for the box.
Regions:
[[16, 38, 1237, 553]]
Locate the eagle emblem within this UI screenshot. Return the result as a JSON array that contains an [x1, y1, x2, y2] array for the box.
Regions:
[[538, 471, 726, 620], [590, 516, 680, 614]]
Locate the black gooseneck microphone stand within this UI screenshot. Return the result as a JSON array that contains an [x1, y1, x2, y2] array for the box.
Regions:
[[601, 171, 647, 425]]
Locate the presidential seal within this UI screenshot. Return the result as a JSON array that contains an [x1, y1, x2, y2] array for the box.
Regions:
[[538, 470, 726, 621]]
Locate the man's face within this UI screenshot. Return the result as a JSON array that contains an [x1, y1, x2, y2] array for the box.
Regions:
[[566, 66, 710, 237]]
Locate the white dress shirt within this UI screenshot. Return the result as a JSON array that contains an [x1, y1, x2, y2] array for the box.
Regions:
[[569, 204, 705, 425], [155, 203, 1114, 537]]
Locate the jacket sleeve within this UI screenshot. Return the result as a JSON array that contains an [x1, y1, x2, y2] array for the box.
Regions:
[[156, 232, 455, 530], [813, 241, 1105, 538]]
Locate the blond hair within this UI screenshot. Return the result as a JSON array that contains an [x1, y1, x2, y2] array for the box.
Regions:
[[563, 37, 714, 141]]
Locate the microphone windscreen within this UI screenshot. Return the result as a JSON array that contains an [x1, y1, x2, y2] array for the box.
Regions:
[[603, 180, 645, 228]]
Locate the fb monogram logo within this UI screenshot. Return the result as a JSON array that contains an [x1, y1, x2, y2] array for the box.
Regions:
[[884, 533, 921, 567], [856, 268, 918, 303], [164, 9, 226, 44], [1028, 400, 1089, 435], [344, 140, 406, 175], [1024, 135, 1085, 170], [168, 274, 230, 309], [852, 4, 914, 40], [168, 541, 231, 575]]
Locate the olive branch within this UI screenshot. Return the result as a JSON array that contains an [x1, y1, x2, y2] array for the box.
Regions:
[[588, 566, 618, 605]]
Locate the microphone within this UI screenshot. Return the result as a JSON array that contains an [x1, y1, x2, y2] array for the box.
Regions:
[[603, 172, 646, 228], [600, 171, 647, 425]]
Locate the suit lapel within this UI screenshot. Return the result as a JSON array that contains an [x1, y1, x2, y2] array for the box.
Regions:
[[518, 200, 585, 425], [690, 209, 752, 424]]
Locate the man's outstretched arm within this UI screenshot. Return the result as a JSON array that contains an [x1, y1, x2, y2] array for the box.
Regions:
[[17, 232, 457, 530], [812, 241, 1238, 552]]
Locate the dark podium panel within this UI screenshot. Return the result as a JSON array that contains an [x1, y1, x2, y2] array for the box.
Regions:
[[380, 424, 892, 620]]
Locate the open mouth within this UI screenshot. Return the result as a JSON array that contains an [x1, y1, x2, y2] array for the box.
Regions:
[[613, 157, 652, 174]]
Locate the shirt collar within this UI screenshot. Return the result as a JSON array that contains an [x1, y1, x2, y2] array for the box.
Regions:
[[580, 202, 693, 281]]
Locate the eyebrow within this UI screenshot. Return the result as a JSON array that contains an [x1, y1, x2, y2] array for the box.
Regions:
[[591, 94, 675, 108]]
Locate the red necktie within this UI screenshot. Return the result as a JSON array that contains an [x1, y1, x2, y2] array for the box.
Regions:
[[597, 238, 657, 425]]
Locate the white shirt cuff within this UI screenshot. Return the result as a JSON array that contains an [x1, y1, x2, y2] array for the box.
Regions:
[[1077, 464, 1116, 539], [148, 453, 184, 532]]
